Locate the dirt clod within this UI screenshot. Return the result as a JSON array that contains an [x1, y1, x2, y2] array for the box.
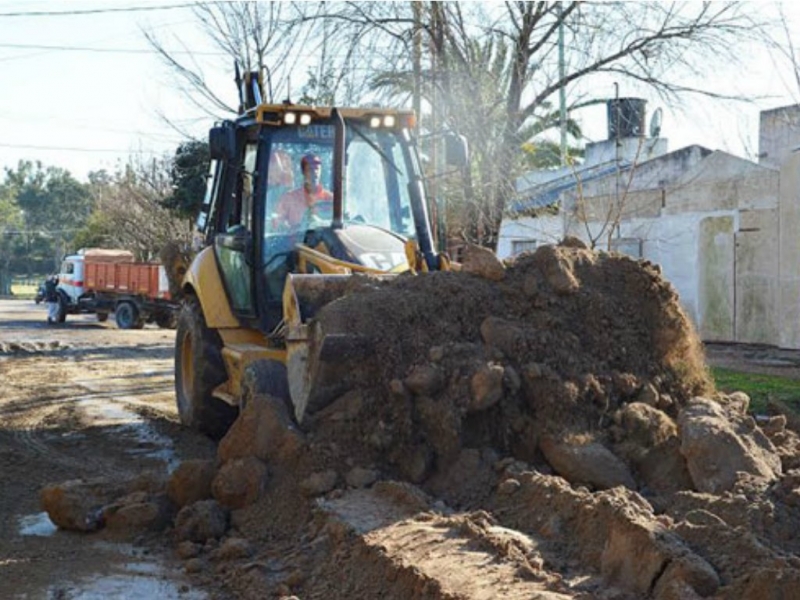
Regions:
[[174, 499, 229, 543], [167, 459, 215, 508]]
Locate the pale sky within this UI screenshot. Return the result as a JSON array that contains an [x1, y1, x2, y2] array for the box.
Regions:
[[1, 1, 799, 182], [0, 1, 228, 180]]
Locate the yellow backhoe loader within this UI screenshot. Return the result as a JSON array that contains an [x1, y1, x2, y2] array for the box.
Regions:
[[175, 71, 466, 437]]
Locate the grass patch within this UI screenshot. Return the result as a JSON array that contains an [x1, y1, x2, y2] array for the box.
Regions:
[[11, 284, 37, 295], [712, 367, 800, 414]]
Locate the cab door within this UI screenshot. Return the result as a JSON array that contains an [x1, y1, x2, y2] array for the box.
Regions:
[[214, 139, 259, 318]]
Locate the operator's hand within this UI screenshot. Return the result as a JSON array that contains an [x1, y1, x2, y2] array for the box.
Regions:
[[308, 200, 333, 223]]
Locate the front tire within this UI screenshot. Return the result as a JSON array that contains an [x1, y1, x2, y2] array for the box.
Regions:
[[174, 296, 236, 439]]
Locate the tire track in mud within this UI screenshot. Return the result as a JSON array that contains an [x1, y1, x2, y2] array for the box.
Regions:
[[0, 351, 178, 478], [0, 356, 109, 476]]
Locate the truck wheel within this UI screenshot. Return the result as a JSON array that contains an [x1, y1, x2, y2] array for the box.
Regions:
[[175, 296, 237, 439], [115, 302, 145, 329], [155, 311, 177, 329], [96, 312, 109, 322]]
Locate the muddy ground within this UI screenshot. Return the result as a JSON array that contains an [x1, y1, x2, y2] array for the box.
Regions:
[[3, 245, 800, 600], [0, 300, 216, 599]]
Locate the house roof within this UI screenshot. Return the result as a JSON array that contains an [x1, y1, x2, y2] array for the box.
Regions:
[[509, 162, 628, 214], [510, 144, 713, 215]]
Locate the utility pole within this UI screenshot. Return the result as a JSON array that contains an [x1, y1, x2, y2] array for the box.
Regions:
[[412, 1, 422, 137], [614, 82, 621, 243], [558, 2, 567, 166]]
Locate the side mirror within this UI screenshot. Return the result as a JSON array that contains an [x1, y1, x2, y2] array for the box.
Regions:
[[209, 126, 236, 161], [445, 133, 469, 167]]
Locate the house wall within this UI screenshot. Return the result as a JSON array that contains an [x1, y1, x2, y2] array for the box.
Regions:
[[503, 104, 800, 349], [779, 151, 800, 348], [760, 105, 800, 170], [735, 209, 780, 344], [667, 152, 779, 214], [496, 215, 564, 258], [499, 156, 787, 346], [698, 215, 735, 341], [584, 137, 669, 165]]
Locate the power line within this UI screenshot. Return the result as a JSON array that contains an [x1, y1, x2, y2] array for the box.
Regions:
[[0, 3, 195, 17], [0, 42, 224, 56], [0, 113, 187, 140], [0, 142, 169, 154]]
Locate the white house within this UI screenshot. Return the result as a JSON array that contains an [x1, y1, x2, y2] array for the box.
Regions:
[[498, 101, 800, 349]]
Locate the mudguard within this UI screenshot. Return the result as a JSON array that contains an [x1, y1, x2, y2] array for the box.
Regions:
[[181, 247, 239, 329]]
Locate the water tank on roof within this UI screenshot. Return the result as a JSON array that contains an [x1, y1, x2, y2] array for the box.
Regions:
[[607, 98, 647, 140]]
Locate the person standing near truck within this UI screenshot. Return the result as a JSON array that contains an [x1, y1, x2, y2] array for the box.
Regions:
[[44, 275, 59, 324]]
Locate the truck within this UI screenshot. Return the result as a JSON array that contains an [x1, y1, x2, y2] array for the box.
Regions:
[[55, 248, 178, 329]]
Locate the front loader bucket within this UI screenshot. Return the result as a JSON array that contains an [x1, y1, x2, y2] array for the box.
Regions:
[[283, 274, 388, 423]]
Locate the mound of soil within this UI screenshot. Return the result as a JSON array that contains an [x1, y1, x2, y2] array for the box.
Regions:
[[302, 240, 712, 490], [236, 240, 795, 599], [42, 241, 800, 599]]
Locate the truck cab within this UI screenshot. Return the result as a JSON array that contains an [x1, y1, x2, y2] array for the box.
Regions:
[[57, 254, 86, 307]]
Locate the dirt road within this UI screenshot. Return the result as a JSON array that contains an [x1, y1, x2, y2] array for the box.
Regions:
[[0, 299, 215, 599]]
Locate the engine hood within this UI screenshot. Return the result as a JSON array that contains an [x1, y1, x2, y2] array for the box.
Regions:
[[333, 224, 409, 272]]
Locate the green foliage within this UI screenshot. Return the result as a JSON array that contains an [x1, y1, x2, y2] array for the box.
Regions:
[[712, 367, 800, 414], [76, 156, 192, 260], [521, 140, 584, 170], [0, 185, 23, 294], [71, 211, 115, 250], [6, 161, 92, 236], [1, 161, 92, 277], [372, 29, 584, 248], [162, 141, 210, 220]]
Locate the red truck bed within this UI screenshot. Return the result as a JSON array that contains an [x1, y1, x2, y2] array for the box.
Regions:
[[84, 261, 170, 300]]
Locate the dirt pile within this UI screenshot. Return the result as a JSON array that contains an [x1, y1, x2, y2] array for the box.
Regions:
[[302, 239, 712, 491], [260, 240, 799, 599], [39, 240, 800, 599]]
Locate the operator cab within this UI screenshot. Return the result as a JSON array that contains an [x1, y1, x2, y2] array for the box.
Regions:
[[199, 105, 441, 333]]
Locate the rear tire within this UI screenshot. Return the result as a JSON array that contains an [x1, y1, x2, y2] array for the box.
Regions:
[[115, 301, 145, 329], [155, 311, 177, 329], [175, 296, 237, 439]]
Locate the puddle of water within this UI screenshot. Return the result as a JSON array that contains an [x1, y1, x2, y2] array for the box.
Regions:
[[17, 512, 57, 537], [79, 400, 136, 424], [76, 399, 180, 473], [45, 544, 207, 599], [50, 573, 206, 600]]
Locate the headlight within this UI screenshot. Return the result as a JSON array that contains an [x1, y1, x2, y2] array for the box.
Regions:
[[383, 115, 396, 128], [299, 113, 312, 126], [369, 116, 381, 128], [284, 112, 297, 125]]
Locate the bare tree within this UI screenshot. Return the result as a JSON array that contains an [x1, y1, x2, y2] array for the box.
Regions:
[[146, 2, 775, 250], [79, 158, 192, 261]]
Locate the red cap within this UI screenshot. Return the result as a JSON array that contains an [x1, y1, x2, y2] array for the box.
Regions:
[[301, 153, 322, 170]]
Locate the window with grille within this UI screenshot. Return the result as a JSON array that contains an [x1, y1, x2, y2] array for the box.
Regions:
[[511, 239, 538, 255], [610, 237, 642, 258]]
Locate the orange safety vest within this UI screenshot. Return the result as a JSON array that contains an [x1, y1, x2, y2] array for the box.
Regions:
[[274, 185, 333, 227]]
